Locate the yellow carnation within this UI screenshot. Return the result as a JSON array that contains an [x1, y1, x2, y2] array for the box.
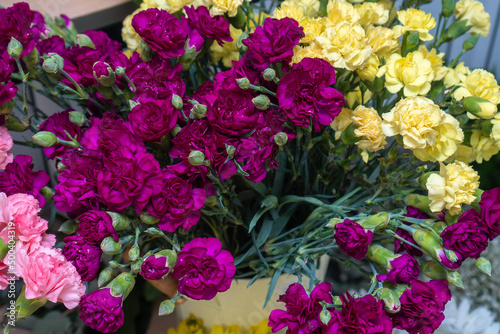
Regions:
[[381, 97, 444, 150], [295, 0, 320, 17], [418, 45, 446, 81], [450, 144, 474, 164], [315, 21, 372, 71], [470, 129, 499, 163], [365, 26, 399, 60], [352, 106, 387, 162], [325, 0, 360, 26], [142, 0, 200, 13], [426, 161, 479, 215], [393, 8, 436, 41], [122, 8, 144, 53], [210, 0, 243, 17], [443, 62, 469, 88], [346, 86, 372, 109], [331, 108, 353, 140], [378, 51, 434, 97], [354, 2, 389, 27], [169, 314, 205, 334], [356, 53, 380, 82], [455, 0, 491, 37], [300, 17, 326, 44], [210, 25, 243, 68], [249, 320, 272, 334], [291, 43, 323, 63], [454, 68, 500, 105], [490, 113, 500, 147], [273, 1, 306, 22]]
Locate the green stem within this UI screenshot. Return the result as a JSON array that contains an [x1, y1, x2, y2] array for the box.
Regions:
[[249, 84, 276, 97]]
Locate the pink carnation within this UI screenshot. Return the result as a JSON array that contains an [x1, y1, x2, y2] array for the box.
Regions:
[[16, 246, 86, 309], [0, 126, 13, 170], [0, 262, 9, 290]]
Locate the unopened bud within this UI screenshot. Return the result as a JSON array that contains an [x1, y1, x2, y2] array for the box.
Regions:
[[367, 244, 397, 269], [156, 249, 178, 268], [98, 267, 114, 287], [128, 244, 140, 262], [172, 94, 184, 110], [190, 104, 207, 119], [326, 218, 342, 229], [7, 37, 23, 58], [159, 299, 175, 316], [93, 62, 116, 87], [401, 31, 419, 56], [75, 34, 95, 48], [463, 96, 497, 119], [446, 270, 464, 289], [40, 186, 53, 203], [131, 259, 143, 274], [115, 66, 126, 76], [236, 77, 250, 90], [252, 95, 271, 110], [101, 236, 122, 255], [319, 305, 331, 325], [375, 288, 401, 313], [145, 227, 164, 237], [359, 212, 390, 231], [107, 212, 130, 231], [140, 212, 160, 225], [33, 131, 58, 147], [413, 228, 461, 269], [442, 0, 455, 17], [475, 257, 492, 276], [404, 194, 433, 214], [263, 68, 276, 82], [68, 111, 87, 127], [421, 260, 447, 279], [58, 220, 77, 234], [443, 20, 470, 42], [462, 33, 480, 51], [172, 124, 182, 137], [188, 150, 205, 166], [42, 53, 64, 74], [226, 144, 236, 159], [108, 272, 135, 299], [274, 132, 288, 146]]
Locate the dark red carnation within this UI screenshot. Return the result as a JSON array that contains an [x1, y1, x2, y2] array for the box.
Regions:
[[79, 288, 124, 333], [39, 109, 83, 159], [377, 254, 420, 285], [62, 235, 102, 282], [479, 188, 500, 240], [185, 5, 231, 44], [77, 210, 118, 244], [334, 219, 373, 260]]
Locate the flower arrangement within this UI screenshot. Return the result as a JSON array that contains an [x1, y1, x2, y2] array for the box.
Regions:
[[1, 0, 500, 333]]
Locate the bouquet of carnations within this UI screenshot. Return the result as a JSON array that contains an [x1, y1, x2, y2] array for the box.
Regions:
[[1, 0, 500, 333]]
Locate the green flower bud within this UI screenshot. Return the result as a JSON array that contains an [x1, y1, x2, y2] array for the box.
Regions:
[[442, 0, 456, 17], [140, 211, 160, 225], [225, 144, 236, 159], [462, 33, 481, 51], [172, 124, 182, 137], [463, 96, 497, 119], [204, 196, 218, 207], [172, 94, 184, 110], [190, 104, 207, 119], [75, 34, 95, 48], [101, 236, 122, 255], [475, 257, 492, 276], [115, 66, 126, 76], [131, 259, 143, 274], [159, 299, 176, 316], [40, 186, 53, 203], [252, 95, 271, 111], [326, 218, 342, 229], [42, 53, 64, 74], [156, 249, 178, 268], [4, 114, 29, 132], [404, 194, 433, 214], [413, 228, 461, 267], [401, 31, 420, 56], [32, 131, 58, 147], [432, 221, 448, 235], [107, 272, 136, 299], [374, 288, 401, 313], [7, 37, 23, 58], [263, 68, 276, 82], [236, 32, 249, 53], [58, 220, 77, 234], [443, 20, 470, 42], [0, 239, 9, 261], [120, 235, 135, 249], [188, 150, 205, 166], [236, 77, 250, 90], [319, 305, 331, 325], [421, 260, 447, 280], [179, 41, 200, 70], [145, 227, 164, 237], [107, 212, 130, 231], [358, 212, 390, 231], [23, 48, 39, 72], [367, 245, 397, 269], [140, 40, 153, 62], [98, 267, 114, 287], [340, 122, 361, 145], [129, 245, 141, 262], [447, 270, 464, 289], [273, 132, 288, 146], [0, 100, 15, 115], [68, 111, 87, 127], [93, 62, 116, 87]]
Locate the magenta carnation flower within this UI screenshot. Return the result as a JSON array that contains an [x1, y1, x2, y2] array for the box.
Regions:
[[334, 219, 373, 260], [132, 8, 187, 58], [39, 109, 83, 159], [77, 210, 117, 244], [479, 187, 500, 239], [172, 237, 235, 300], [391, 279, 451, 334], [79, 288, 124, 333], [269, 282, 333, 334], [325, 293, 392, 334], [62, 235, 102, 282], [140, 254, 170, 280], [277, 57, 345, 130], [377, 254, 420, 285], [37, 35, 67, 59], [395, 207, 427, 257], [185, 5, 231, 44]]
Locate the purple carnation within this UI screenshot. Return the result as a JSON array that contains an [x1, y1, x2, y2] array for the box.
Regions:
[[79, 288, 124, 333], [325, 293, 392, 334], [378, 254, 420, 285], [77, 210, 118, 244], [479, 188, 500, 240], [243, 17, 304, 71], [269, 282, 333, 334], [172, 237, 235, 300], [0, 82, 17, 104], [37, 35, 66, 59], [39, 109, 83, 159], [391, 279, 451, 334], [185, 6, 231, 45], [140, 254, 170, 280], [62, 235, 102, 282], [334, 219, 373, 260], [395, 207, 427, 257], [441, 208, 489, 259], [0, 57, 15, 83], [0, 155, 50, 206], [132, 8, 187, 58], [277, 57, 345, 130]]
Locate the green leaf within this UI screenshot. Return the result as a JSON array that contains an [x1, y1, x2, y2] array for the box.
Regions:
[[264, 268, 283, 308]]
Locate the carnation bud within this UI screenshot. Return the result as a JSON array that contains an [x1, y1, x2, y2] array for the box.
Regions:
[[204, 196, 218, 207], [68, 111, 87, 127], [131, 259, 143, 274], [98, 267, 114, 287], [179, 42, 200, 71], [446, 270, 464, 289], [441, 0, 456, 17], [107, 272, 135, 299], [140, 40, 153, 62], [7, 37, 23, 58], [225, 144, 236, 159], [172, 125, 182, 137], [128, 245, 141, 262], [421, 260, 447, 280], [319, 305, 331, 325], [145, 227, 164, 237], [93, 62, 116, 87], [0, 100, 15, 115], [462, 33, 481, 51], [4, 115, 29, 132], [40, 186, 54, 203], [263, 68, 276, 82], [374, 288, 401, 313], [236, 77, 250, 90], [443, 20, 470, 42], [42, 53, 64, 74], [188, 150, 206, 166], [58, 220, 77, 234], [190, 104, 207, 119], [156, 249, 178, 268], [237, 32, 249, 53], [101, 236, 122, 255], [402, 31, 419, 56], [75, 34, 95, 48], [32, 131, 58, 147], [358, 212, 390, 231], [274, 132, 288, 146], [413, 228, 461, 268], [172, 94, 184, 110], [367, 244, 397, 269], [475, 257, 492, 276], [107, 212, 130, 231], [326, 218, 342, 229], [115, 66, 126, 76], [463, 96, 497, 119], [140, 212, 160, 225], [159, 299, 176, 316], [404, 194, 433, 214], [252, 95, 271, 111], [23, 48, 39, 72]]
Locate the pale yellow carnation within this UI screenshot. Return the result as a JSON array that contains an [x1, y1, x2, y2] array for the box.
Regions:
[[300, 17, 326, 44], [450, 144, 475, 164], [296, 0, 320, 17], [315, 21, 372, 71], [393, 8, 436, 41], [426, 161, 479, 215], [455, 0, 491, 37], [382, 97, 444, 150], [122, 8, 144, 53], [209, 0, 243, 17], [331, 108, 353, 140], [346, 86, 372, 109], [356, 53, 379, 82], [210, 25, 243, 68], [365, 25, 399, 60], [443, 62, 469, 88], [352, 105, 387, 162], [291, 43, 323, 63], [325, 0, 360, 26], [378, 51, 434, 97], [490, 113, 500, 147], [454, 68, 500, 104], [470, 129, 499, 163], [142, 0, 201, 13], [354, 2, 389, 27], [418, 45, 446, 81], [273, 1, 306, 22]]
